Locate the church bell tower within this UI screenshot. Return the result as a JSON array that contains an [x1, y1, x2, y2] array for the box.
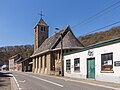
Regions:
[[34, 18, 49, 51]]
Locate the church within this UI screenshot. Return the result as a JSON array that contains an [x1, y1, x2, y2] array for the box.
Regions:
[[31, 18, 83, 75]]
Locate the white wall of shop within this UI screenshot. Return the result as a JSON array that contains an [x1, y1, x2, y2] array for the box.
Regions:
[[64, 42, 120, 84]]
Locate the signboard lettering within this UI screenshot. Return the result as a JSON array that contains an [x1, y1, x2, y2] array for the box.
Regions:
[[114, 61, 120, 66]]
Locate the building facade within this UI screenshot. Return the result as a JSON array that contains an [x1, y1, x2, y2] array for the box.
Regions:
[[9, 54, 23, 71], [64, 38, 120, 84], [31, 18, 84, 75], [22, 57, 32, 72]]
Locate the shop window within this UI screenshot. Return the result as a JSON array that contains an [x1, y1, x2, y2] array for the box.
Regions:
[[66, 59, 71, 71], [74, 58, 80, 72], [101, 53, 113, 71]]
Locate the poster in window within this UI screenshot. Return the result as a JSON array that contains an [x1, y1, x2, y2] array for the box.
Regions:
[[108, 60, 112, 65]]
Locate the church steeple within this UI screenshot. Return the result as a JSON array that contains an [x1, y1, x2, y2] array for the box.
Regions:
[[34, 18, 49, 51], [38, 18, 48, 26]]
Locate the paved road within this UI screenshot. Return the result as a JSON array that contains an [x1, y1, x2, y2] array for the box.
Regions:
[[11, 71, 115, 90]]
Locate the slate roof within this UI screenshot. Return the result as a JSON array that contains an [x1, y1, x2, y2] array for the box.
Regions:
[[31, 26, 84, 57]]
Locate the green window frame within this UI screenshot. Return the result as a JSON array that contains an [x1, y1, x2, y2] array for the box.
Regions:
[[66, 59, 71, 71]]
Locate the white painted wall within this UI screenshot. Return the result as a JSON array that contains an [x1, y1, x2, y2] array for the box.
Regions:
[[64, 43, 120, 84], [9, 59, 15, 71]]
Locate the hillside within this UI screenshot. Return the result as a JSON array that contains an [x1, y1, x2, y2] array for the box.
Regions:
[[0, 45, 34, 65], [78, 26, 120, 46]]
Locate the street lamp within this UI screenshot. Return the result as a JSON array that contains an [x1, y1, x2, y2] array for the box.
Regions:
[[55, 28, 64, 76]]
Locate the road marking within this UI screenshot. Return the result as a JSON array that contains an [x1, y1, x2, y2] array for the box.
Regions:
[[19, 80, 26, 83], [9, 74, 21, 90], [20, 73, 63, 88], [30, 73, 120, 90]]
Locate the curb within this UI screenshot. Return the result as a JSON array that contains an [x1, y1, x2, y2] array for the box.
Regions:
[[10, 75, 19, 90]]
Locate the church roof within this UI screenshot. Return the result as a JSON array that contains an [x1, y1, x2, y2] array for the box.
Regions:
[[31, 26, 84, 57]]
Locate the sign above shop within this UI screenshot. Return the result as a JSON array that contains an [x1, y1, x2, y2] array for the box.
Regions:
[[114, 61, 120, 66], [88, 50, 94, 56]]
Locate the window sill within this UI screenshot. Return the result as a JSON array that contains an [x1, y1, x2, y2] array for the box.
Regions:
[[100, 71, 114, 73], [74, 71, 80, 73], [66, 71, 71, 74]]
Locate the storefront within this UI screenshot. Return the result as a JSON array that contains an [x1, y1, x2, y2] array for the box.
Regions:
[[64, 38, 120, 84]]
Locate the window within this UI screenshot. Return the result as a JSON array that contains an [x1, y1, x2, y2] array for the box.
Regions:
[[41, 27, 44, 31], [42, 36, 44, 40], [66, 59, 71, 71], [70, 50, 72, 52], [41, 56, 42, 68], [66, 50, 68, 53], [44, 27, 46, 31], [34, 58, 36, 68], [101, 53, 113, 71], [37, 57, 39, 68], [58, 51, 61, 59], [55, 51, 58, 60], [45, 54, 46, 68], [74, 58, 80, 72]]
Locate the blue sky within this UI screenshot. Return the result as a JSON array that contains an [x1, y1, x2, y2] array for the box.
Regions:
[[0, 0, 120, 47]]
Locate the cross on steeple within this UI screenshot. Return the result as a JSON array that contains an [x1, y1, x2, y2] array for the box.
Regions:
[[38, 10, 44, 18]]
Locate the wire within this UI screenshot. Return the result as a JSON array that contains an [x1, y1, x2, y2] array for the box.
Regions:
[[77, 4, 120, 29], [72, 0, 120, 28], [84, 20, 120, 35]]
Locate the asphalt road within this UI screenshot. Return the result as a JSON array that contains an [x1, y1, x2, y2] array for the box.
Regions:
[[11, 71, 115, 90]]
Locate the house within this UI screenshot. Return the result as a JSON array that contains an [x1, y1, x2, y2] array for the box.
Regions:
[[21, 57, 32, 72], [9, 54, 23, 71], [31, 18, 84, 75], [64, 37, 120, 84]]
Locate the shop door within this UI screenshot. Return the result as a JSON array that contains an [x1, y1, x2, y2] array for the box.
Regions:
[[87, 58, 95, 79]]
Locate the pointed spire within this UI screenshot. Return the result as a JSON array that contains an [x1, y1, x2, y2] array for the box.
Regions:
[[38, 18, 48, 26]]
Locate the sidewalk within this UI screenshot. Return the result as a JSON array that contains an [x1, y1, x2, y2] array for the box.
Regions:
[[0, 72, 11, 90], [27, 72, 120, 90], [63, 76, 120, 89]]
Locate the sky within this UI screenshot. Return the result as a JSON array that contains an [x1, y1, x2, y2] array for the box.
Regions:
[[0, 0, 120, 47]]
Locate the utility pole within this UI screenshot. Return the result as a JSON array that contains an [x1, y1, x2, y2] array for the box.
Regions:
[[60, 33, 64, 76], [55, 28, 64, 76]]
